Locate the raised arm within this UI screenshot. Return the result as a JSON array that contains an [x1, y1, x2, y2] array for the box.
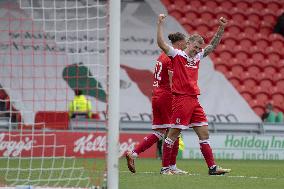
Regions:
[[157, 14, 171, 53], [203, 17, 228, 57]]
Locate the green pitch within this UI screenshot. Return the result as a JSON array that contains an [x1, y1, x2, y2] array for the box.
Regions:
[[120, 159, 284, 189], [0, 158, 284, 189]]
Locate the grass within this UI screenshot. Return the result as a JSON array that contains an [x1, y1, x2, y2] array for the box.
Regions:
[[120, 159, 284, 189], [1, 158, 284, 188]]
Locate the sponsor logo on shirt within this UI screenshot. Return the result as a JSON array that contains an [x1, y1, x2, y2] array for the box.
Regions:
[[185, 59, 198, 69]]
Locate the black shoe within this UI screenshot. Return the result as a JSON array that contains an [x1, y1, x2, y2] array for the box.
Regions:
[[209, 166, 231, 175]]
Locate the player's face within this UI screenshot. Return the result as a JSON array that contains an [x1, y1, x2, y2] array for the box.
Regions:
[[187, 41, 203, 56], [178, 39, 187, 50]]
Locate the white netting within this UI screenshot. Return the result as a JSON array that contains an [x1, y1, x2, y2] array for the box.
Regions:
[[0, 0, 109, 188]]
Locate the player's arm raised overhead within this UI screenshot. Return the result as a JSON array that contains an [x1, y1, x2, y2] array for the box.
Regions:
[[157, 14, 171, 54], [203, 17, 228, 57]]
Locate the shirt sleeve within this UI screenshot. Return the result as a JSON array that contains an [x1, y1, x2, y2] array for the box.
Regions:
[[167, 46, 178, 58]]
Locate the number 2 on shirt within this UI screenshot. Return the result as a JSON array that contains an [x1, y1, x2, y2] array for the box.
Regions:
[[154, 61, 162, 80]]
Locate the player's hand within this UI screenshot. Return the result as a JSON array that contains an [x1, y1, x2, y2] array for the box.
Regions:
[[219, 17, 227, 27], [157, 14, 167, 24]]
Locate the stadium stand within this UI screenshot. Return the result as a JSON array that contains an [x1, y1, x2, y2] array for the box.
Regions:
[[161, 0, 284, 117]]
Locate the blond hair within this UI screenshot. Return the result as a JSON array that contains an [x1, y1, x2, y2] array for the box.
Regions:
[[187, 34, 204, 44]]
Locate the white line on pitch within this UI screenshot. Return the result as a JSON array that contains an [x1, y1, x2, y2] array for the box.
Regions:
[[121, 171, 279, 180]]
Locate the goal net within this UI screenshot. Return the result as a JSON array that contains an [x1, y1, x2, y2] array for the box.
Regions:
[[0, 0, 113, 188]]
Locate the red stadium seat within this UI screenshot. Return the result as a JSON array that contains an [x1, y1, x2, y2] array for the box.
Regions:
[[188, 0, 202, 9], [215, 63, 230, 73], [267, 52, 281, 63], [247, 13, 261, 24], [219, 50, 233, 62], [243, 26, 258, 36], [173, 0, 186, 8], [205, 0, 219, 10], [160, 0, 174, 7], [247, 65, 262, 76], [220, 1, 234, 10], [266, 2, 281, 13], [263, 13, 277, 24], [244, 19, 260, 28], [241, 91, 253, 102], [276, 79, 284, 91], [243, 77, 258, 91], [255, 39, 269, 49], [231, 64, 246, 78], [252, 33, 268, 41], [239, 38, 253, 48], [215, 11, 231, 20], [182, 23, 194, 33], [35, 111, 69, 130], [271, 73, 283, 83], [229, 77, 244, 91], [231, 12, 246, 23], [257, 59, 270, 68], [226, 25, 242, 35], [255, 92, 270, 106], [249, 100, 258, 108], [279, 67, 284, 76], [253, 105, 265, 117], [223, 37, 238, 47], [200, 11, 214, 22], [272, 93, 284, 105], [269, 33, 284, 51], [184, 11, 199, 20], [268, 33, 284, 41], [167, 4, 184, 19], [259, 26, 272, 35], [251, 1, 265, 11], [263, 65, 277, 77], [235, 1, 249, 10], [214, 43, 227, 52], [271, 40, 284, 52], [260, 79, 274, 91], [196, 24, 210, 36], [251, 51, 265, 62], [246, 58, 255, 68], [235, 50, 250, 61]]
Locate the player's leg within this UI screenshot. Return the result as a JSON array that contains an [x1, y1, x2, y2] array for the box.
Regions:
[[169, 135, 188, 174], [158, 97, 188, 174], [126, 96, 169, 173], [161, 95, 192, 175], [126, 128, 167, 173], [160, 128, 180, 175], [191, 103, 231, 175]]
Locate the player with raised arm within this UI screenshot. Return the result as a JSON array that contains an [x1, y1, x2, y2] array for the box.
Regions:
[[157, 14, 231, 175], [125, 32, 188, 175]]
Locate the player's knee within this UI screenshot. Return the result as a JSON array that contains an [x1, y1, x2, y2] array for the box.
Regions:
[[153, 131, 165, 140], [199, 133, 209, 140], [167, 128, 181, 141]]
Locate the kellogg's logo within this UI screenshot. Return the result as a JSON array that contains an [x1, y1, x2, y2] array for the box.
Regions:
[[73, 134, 138, 156], [0, 133, 35, 157]]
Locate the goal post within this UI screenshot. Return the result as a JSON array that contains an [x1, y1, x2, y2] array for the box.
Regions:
[[107, 0, 121, 189]]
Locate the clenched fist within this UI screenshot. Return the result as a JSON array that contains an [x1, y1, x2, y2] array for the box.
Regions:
[[219, 17, 228, 27], [157, 14, 167, 24]]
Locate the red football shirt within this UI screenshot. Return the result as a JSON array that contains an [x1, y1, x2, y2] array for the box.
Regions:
[[167, 46, 204, 95], [152, 52, 172, 97]]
